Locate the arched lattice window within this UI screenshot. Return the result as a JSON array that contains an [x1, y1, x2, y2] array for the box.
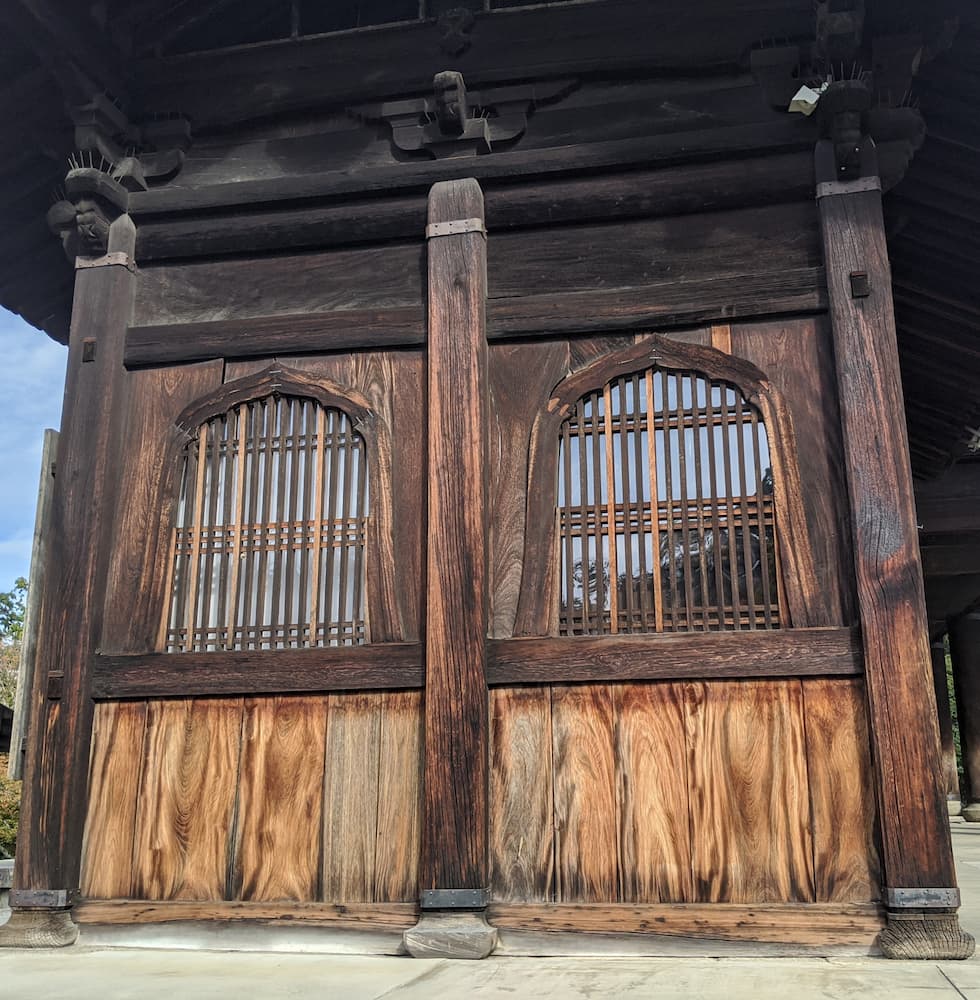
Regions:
[[556, 368, 779, 635], [165, 395, 368, 652]]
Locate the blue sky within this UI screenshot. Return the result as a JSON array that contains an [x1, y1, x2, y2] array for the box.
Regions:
[[0, 309, 66, 589]]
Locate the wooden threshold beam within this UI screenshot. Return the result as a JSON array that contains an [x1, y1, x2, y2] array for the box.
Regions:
[[123, 267, 827, 368], [91, 628, 862, 700]]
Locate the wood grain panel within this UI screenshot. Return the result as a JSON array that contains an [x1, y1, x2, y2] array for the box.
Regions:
[[490, 686, 555, 902], [322, 692, 382, 903], [374, 690, 423, 903], [489, 341, 568, 639], [234, 695, 327, 902], [803, 679, 881, 903], [551, 684, 618, 902], [732, 317, 854, 626], [81, 701, 148, 899], [134, 244, 423, 326], [616, 683, 693, 903], [132, 698, 244, 901], [686, 680, 814, 904]]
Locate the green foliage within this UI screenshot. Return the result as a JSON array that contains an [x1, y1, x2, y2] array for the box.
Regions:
[[0, 753, 19, 859], [0, 578, 27, 644], [0, 644, 16, 710]]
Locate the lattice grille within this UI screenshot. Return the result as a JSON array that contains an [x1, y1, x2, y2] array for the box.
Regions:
[[165, 396, 368, 652], [557, 369, 780, 635]]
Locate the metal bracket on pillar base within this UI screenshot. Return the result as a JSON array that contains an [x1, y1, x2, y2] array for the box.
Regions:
[[0, 891, 79, 948], [877, 910, 975, 960], [403, 909, 498, 960]]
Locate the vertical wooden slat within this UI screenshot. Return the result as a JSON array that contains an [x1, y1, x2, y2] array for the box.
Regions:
[[321, 692, 382, 902], [225, 407, 249, 648], [132, 698, 244, 901], [80, 702, 148, 898], [552, 684, 618, 902], [490, 687, 555, 902], [374, 690, 423, 902], [644, 371, 664, 633], [676, 375, 696, 631], [616, 379, 636, 632], [576, 404, 592, 634], [631, 374, 651, 632], [307, 407, 327, 646], [751, 409, 775, 627], [690, 378, 711, 629], [733, 395, 758, 628], [603, 383, 619, 633], [240, 403, 262, 649], [233, 695, 326, 902], [719, 387, 742, 628], [420, 178, 490, 896], [337, 413, 355, 643], [661, 373, 679, 630], [704, 381, 727, 628], [183, 426, 209, 651]]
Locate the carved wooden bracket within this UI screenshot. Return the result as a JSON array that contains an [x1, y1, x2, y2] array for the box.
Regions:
[[351, 73, 578, 160], [47, 163, 129, 259]]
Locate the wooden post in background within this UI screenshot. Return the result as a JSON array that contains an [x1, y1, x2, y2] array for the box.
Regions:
[[949, 614, 980, 824], [1, 211, 136, 948], [930, 639, 962, 816], [816, 80, 973, 960], [404, 178, 496, 959]]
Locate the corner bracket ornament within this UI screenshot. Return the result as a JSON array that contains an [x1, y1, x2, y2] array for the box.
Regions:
[[47, 158, 130, 260], [815, 79, 877, 185], [351, 73, 578, 160]]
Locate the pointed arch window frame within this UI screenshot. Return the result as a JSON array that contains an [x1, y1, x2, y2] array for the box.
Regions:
[[514, 334, 826, 637], [156, 363, 401, 652]]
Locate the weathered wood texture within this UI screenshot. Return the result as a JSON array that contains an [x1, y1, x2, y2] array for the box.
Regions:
[[92, 628, 861, 701], [489, 679, 878, 906], [731, 317, 856, 626], [931, 641, 962, 803], [15, 219, 136, 895], [949, 615, 980, 807], [420, 179, 490, 894], [81, 693, 423, 904], [819, 176, 955, 889]]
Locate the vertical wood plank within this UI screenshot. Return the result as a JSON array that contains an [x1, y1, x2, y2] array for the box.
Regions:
[[15, 218, 136, 894], [374, 690, 423, 903], [132, 698, 243, 901], [80, 702, 147, 899], [686, 680, 814, 903], [234, 695, 326, 902], [321, 691, 382, 903], [616, 682, 693, 903], [817, 131, 956, 890], [803, 678, 881, 903], [949, 614, 980, 814], [552, 684, 618, 902], [420, 178, 490, 894], [931, 640, 962, 804], [490, 686, 555, 902]]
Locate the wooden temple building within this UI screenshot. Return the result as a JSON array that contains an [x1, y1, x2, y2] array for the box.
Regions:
[[1, 0, 979, 960]]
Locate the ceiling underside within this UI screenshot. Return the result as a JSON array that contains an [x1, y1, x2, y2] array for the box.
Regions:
[[0, 0, 977, 480]]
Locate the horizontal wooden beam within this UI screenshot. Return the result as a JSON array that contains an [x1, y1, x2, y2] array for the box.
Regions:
[[124, 267, 826, 368], [91, 644, 425, 699], [921, 544, 980, 577], [92, 627, 861, 700], [486, 628, 862, 686]]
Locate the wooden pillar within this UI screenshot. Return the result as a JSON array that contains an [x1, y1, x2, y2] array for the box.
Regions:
[[931, 639, 962, 814], [404, 178, 495, 959], [949, 614, 980, 823], [816, 81, 973, 960], [1, 211, 135, 948]]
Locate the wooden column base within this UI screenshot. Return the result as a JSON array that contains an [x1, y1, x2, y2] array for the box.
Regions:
[[963, 803, 980, 823], [403, 911, 498, 959], [0, 908, 78, 948], [877, 912, 975, 960]]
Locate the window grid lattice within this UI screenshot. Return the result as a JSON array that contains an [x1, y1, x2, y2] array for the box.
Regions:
[[166, 396, 368, 652], [557, 369, 780, 636]]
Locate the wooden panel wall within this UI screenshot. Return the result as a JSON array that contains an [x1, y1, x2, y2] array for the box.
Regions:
[[489, 678, 879, 905], [81, 691, 422, 903]]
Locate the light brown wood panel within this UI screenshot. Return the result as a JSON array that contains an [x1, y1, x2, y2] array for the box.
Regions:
[[488, 341, 568, 639], [321, 691, 382, 902], [132, 698, 244, 900], [732, 317, 854, 626], [490, 686, 555, 902], [81, 701, 148, 898], [234, 695, 327, 902], [374, 690, 423, 902], [101, 359, 225, 654], [551, 684, 619, 902], [616, 683, 693, 903], [134, 243, 424, 326], [803, 679, 881, 903], [686, 680, 814, 904]]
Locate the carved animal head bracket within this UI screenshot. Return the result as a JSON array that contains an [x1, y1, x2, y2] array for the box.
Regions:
[[70, 94, 192, 192], [815, 80, 877, 183], [351, 73, 578, 160], [47, 161, 130, 260]]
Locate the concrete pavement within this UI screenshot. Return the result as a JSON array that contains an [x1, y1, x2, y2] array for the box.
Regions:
[[1, 825, 978, 999]]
